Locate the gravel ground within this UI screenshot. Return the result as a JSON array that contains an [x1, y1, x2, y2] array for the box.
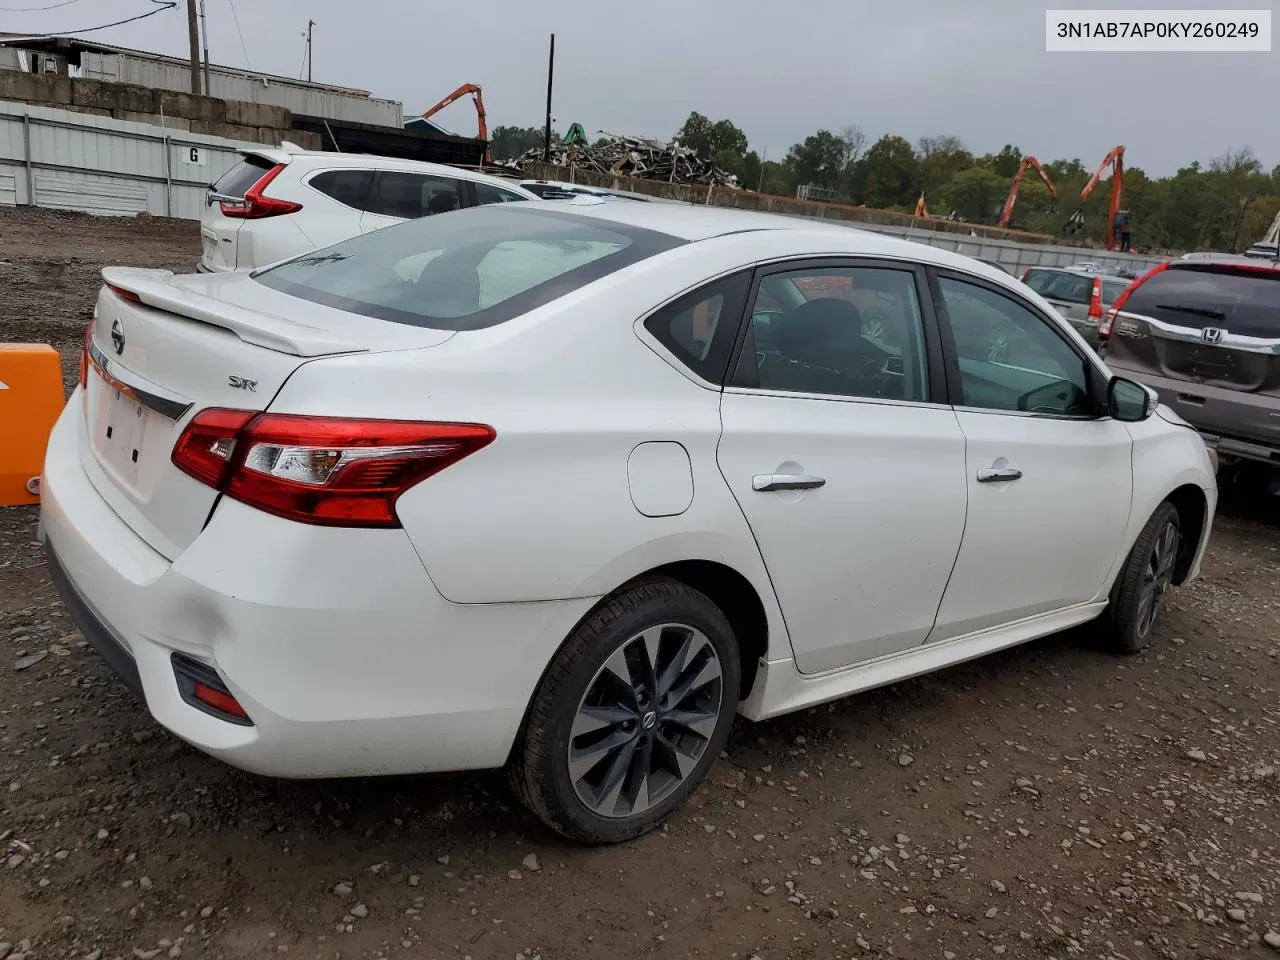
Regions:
[[2, 206, 1279, 960]]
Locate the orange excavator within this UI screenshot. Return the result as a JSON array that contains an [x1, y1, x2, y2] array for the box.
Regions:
[[997, 156, 1056, 229], [421, 83, 489, 161], [1066, 145, 1127, 251]]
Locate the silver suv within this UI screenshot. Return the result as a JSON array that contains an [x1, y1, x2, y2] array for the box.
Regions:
[[1102, 256, 1280, 483], [1020, 266, 1132, 348]]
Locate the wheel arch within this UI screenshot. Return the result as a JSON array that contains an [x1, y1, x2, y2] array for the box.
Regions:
[[1164, 482, 1209, 584]]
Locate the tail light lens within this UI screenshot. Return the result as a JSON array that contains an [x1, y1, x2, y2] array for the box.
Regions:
[[1087, 277, 1104, 323], [219, 165, 302, 220], [172, 410, 495, 528]]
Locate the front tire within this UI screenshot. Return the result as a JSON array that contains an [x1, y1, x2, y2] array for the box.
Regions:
[[508, 578, 741, 844], [1102, 501, 1182, 654]]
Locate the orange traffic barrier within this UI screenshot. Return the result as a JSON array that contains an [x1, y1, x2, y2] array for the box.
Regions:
[[1, 343, 65, 506]]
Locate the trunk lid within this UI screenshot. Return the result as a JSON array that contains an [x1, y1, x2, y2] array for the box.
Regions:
[[1105, 261, 1280, 393], [81, 267, 454, 559]]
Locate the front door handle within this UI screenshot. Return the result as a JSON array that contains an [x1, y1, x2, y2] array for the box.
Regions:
[[977, 466, 1023, 483], [753, 473, 826, 492]]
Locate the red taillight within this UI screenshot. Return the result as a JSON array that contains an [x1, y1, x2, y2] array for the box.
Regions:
[[1088, 277, 1104, 321], [79, 317, 94, 389], [105, 283, 141, 304], [219, 164, 302, 220], [1020, 267, 1031, 281], [172, 410, 495, 528], [171, 408, 256, 487]]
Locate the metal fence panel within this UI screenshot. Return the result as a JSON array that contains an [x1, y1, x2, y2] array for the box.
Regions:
[[0, 98, 270, 220]]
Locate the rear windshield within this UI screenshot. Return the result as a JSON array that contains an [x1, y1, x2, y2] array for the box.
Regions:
[[253, 205, 684, 330], [1023, 270, 1092, 304], [1123, 264, 1280, 338], [212, 155, 274, 199]]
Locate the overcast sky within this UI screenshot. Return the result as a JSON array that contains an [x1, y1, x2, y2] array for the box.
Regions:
[[9, 0, 1277, 176]]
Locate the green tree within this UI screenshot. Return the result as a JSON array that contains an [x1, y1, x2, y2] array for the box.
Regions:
[[854, 135, 920, 209], [487, 125, 550, 161], [675, 111, 749, 171], [917, 135, 973, 193], [979, 144, 1023, 178], [784, 129, 848, 191], [939, 167, 1007, 222]]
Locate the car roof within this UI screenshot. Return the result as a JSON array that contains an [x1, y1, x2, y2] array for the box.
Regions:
[[1168, 255, 1280, 273], [1024, 264, 1131, 281], [519, 199, 1025, 278], [242, 146, 534, 192]]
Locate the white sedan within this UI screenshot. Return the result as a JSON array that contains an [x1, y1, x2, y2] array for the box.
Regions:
[[41, 198, 1217, 844]]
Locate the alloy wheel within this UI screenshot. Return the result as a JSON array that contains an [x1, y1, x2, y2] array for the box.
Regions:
[[1136, 520, 1180, 639], [568, 623, 724, 819]]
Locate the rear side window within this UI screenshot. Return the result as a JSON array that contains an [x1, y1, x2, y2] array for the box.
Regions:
[[254, 205, 685, 331], [309, 169, 373, 210], [366, 173, 462, 219], [212, 155, 274, 199], [1123, 265, 1280, 338], [473, 181, 530, 206]]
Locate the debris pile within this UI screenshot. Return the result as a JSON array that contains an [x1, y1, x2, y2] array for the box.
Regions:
[[499, 133, 739, 188]]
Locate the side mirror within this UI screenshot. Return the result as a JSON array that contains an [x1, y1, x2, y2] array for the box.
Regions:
[[1108, 376, 1155, 422]]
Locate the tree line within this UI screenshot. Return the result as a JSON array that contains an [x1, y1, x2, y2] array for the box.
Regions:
[[489, 115, 1279, 254]]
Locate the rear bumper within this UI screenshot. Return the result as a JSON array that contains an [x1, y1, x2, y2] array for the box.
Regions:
[[1112, 363, 1280, 467], [39, 395, 597, 779], [45, 543, 143, 700]]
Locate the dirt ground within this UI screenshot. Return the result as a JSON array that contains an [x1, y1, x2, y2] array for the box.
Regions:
[[2, 206, 1279, 960]]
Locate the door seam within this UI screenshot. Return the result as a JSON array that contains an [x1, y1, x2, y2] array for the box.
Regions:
[[922, 405, 970, 646]]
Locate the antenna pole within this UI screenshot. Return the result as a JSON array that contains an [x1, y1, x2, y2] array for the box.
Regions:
[[306, 20, 315, 82], [542, 33, 555, 163]]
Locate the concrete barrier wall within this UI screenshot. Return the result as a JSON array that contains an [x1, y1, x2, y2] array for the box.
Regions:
[[0, 99, 290, 219], [0, 70, 317, 149], [522, 162, 1167, 275]]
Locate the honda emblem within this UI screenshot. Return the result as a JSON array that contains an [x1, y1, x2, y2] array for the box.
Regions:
[[1201, 327, 1225, 344]]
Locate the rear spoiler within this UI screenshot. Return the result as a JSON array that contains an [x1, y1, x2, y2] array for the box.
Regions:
[[101, 267, 368, 358]]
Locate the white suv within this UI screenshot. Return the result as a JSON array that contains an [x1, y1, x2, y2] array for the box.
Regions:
[[198, 147, 539, 273]]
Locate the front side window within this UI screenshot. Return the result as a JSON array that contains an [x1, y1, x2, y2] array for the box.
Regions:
[[939, 276, 1093, 416], [254, 205, 684, 331], [737, 265, 929, 402]]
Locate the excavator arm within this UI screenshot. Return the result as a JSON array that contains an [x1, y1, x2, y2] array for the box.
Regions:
[[421, 83, 489, 161], [997, 156, 1057, 229], [1067, 145, 1125, 250]]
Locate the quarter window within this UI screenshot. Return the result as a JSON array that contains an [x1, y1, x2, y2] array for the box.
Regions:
[[737, 265, 929, 402], [309, 169, 373, 210], [644, 274, 749, 383], [939, 276, 1094, 416]]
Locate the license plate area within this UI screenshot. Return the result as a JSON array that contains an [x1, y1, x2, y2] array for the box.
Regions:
[[88, 369, 167, 492]]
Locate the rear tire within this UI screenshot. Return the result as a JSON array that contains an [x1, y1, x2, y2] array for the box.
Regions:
[[1101, 501, 1182, 654], [508, 577, 741, 844]]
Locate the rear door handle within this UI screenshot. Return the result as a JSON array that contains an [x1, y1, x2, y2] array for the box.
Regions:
[[977, 466, 1023, 483], [752, 473, 826, 492]]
